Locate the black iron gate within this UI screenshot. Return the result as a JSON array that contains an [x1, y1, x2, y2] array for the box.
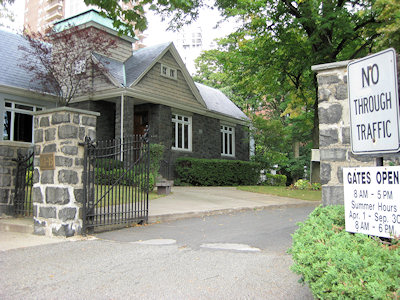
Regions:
[[13, 151, 34, 216], [82, 131, 150, 232]]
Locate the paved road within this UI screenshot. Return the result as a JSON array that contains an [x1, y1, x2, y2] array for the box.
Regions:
[[0, 206, 315, 299]]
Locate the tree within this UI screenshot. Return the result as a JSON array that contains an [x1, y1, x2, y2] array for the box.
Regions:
[[0, 0, 15, 28], [19, 26, 117, 106]]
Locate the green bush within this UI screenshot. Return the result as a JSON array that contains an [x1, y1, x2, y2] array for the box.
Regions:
[[289, 205, 400, 299], [262, 173, 287, 186], [175, 158, 261, 186], [149, 143, 164, 175], [94, 168, 155, 191]]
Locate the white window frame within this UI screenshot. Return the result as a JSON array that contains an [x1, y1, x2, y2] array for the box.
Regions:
[[172, 113, 192, 151], [161, 63, 178, 80], [3, 101, 43, 143], [221, 124, 235, 157]]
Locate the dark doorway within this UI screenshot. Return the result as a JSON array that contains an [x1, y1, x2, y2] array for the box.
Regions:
[[134, 111, 148, 135]]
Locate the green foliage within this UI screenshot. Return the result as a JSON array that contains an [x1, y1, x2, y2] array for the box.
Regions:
[[94, 168, 155, 191], [262, 173, 286, 187], [175, 157, 261, 186], [149, 143, 165, 175], [293, 179, 310, 190], [289, 205, 400, 299]]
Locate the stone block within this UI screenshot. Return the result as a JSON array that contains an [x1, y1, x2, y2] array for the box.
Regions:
[[335, 83, 348, 100], [39, 206, 56, 218], [349, 152, 374, 163], [33, 219, 46, 235], [0, 175, 11, 187], [34, 129, 43, 143], [0, 146, 14, 157], [0, 167, 10, 174], [42, 144, 56, 153], [82, 116, 96, 127], [87, 129, 96, 141], [0, 189, 10, 204], [45, 128, 56, 141], [319, 104, 342, 124], [320, 163, 331, 184], [40, 170, 54, 184], [39, 117, 50, 127], [61, 145, 78, 155], [58, 207, 76, 221], [79, 127, 85, 140], [52, 224, 75, 237], [73, 114, 80, 124], [74, 188, 84, 204], [52, 113, 70, 125], [318, 74, 340, 85], [58, 125, 78, 139], [320, 129, 338, 147], [318, 87, 331, 103], [33, 168, 39, 184], [33, 187, 43, 203], [74, 158, 84, 166], [46, 187, 70, 204], [58, 170, 78, 184], [342, 127, 350, 144], [322, 185, 344, 205], [337, 166, 344, 184], [320, 148, 347, 161], [55, 156, 73, 167]]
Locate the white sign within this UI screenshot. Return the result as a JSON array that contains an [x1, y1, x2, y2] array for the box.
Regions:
[[347, 48, 400, 154], [343, 166, 400, 238]]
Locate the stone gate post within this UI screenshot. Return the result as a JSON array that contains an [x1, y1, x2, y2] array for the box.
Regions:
[[33, 107, 99, 237]]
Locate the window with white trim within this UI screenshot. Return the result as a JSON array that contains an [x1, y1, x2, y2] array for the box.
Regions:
[[3, 101, 43, 142], [161, 64, 178, 80], [172, 113, 192, 151], [221, 124, 235, 156]]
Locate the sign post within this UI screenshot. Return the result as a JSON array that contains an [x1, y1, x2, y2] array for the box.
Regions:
[[347, 48, 400, 155]]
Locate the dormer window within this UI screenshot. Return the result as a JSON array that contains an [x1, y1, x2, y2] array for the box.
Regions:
[[161, 64, 177, 80]]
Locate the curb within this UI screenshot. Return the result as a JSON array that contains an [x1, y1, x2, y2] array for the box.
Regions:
[[148, 201, 320, 224]]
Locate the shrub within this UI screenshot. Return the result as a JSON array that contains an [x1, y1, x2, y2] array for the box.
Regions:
[[289, 205, 400, 299], [175, 158, 261, 186], [262, 173, 287, 186]]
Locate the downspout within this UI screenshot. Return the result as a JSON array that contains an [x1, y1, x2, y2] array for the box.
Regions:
[[120, 63, 127, 160]]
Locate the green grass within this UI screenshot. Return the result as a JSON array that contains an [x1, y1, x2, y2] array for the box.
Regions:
[[237, 186, 322, 201]]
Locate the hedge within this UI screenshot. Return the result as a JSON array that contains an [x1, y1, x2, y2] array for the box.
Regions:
[[175, 157, 261, 186], [262, 173, 287, 186], [289, 205, 400, 299]]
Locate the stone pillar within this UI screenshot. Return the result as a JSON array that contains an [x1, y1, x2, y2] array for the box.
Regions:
[[0, 141, 32, 215], [33, 107, 99, 237], [312, 61, 376, 205]]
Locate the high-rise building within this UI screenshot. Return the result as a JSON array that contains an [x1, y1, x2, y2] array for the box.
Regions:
[[175, 25, 204, 74], [23, 0, 144, 47]]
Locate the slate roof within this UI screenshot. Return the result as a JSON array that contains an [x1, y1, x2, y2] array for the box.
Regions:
[[0, 29, 46, 92], [95, 43, 248, 121], [195, 82, 248, 120]]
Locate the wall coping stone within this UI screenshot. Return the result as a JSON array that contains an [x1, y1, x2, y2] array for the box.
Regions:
[[0, 141, 32, 148], [34, 107, 100, 117], [311, 60, 351, 72]]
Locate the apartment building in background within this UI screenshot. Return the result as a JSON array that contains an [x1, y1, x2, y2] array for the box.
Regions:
[[23, 0, 144, 46]]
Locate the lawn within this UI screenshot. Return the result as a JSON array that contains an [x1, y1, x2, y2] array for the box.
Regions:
[[237, 186, 322, 201]]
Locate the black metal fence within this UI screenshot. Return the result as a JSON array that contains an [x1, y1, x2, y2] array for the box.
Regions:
[[13, 151, 34, 216], [82, 132, 150, 232]]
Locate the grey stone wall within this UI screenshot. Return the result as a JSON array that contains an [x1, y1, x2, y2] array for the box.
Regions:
[[33, 107, 99, 237], [138, 103, 250, 179], [313, 61, 400, 205], [71, 100, 116, 140], [0, 142, 32, 215]]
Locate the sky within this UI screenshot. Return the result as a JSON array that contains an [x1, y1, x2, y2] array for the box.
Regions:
[[3, 0, 237, 73]]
